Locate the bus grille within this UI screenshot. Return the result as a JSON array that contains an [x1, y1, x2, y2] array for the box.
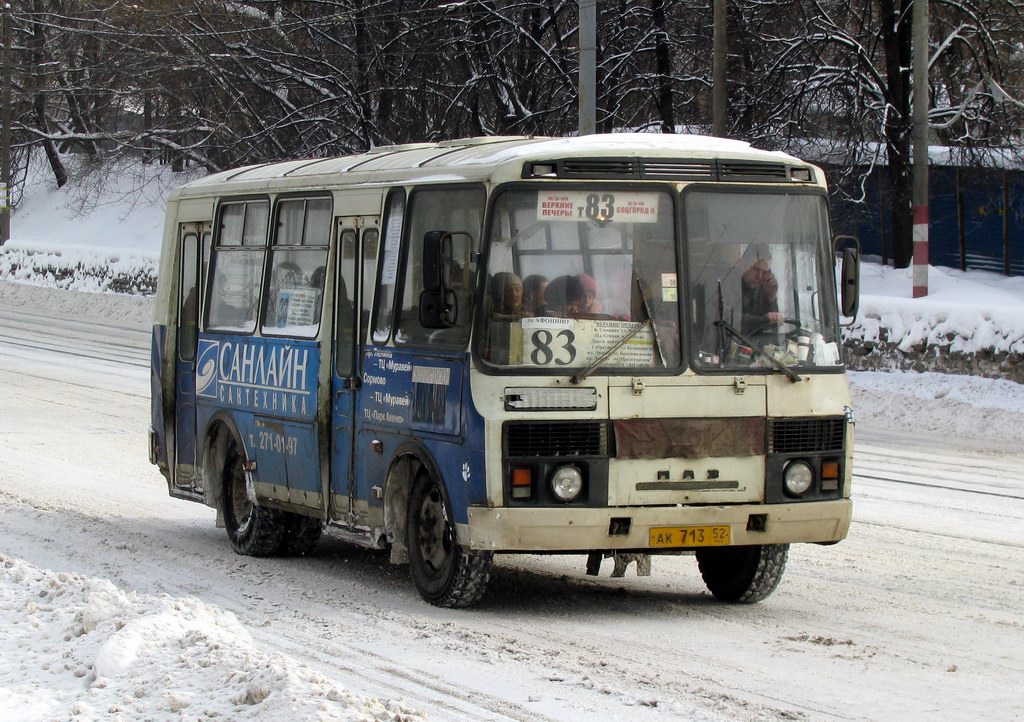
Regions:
[[505, 422, 609, 458], [769, 417, 845, 454], [719, 161, 789, 180], [549, 158, 792, 183], [640, 159, 716, 180], [560, 159, 637, 178]]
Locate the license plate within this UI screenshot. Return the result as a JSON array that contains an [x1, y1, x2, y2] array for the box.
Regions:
[[649, 525, 731, 548]]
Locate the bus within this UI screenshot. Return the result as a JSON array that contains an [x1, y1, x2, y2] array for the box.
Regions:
[[150, 134, 860, 608]]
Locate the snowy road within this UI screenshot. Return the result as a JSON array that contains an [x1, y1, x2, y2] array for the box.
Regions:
[[1, 295, 1022, 721]]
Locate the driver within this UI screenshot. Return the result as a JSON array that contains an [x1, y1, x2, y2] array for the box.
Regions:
[[740, 244, 783, 343]]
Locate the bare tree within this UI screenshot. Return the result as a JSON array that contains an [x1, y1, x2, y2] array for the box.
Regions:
[[3, 0, 1021, 264]]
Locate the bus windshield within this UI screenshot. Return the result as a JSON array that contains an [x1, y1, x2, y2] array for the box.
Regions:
[[478, 187, 681, 371], [685, 190, 842, 371]]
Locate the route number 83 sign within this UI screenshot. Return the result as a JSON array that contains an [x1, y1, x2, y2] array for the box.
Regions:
[[536, 191, 661, 224], [521, 318, 654, 368]]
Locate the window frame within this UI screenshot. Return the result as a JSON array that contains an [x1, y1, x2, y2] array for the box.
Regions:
[[178, 230, 200, 362], [472, 181, 684, 377], [205, 196, 271, 335], [260, 194, 333, 339], [392, 183, 487, 349], [334, 225, 359, 378], [680, 183, 844, 376], [371, 188, 408, 345]]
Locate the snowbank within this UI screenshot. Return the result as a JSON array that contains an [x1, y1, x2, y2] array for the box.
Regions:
[[0, 555, 425, 722], [844, 263, 1024, 381]]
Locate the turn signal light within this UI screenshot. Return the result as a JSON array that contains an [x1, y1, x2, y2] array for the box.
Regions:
[[511, 468, 533, 499], [821, 459, 840, 491]]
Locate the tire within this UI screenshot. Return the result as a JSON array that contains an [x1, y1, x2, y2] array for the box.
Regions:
[[696, 543, 789, 603], [276, 513, 323, 557], [222, 442, 284, 557], [406, 470, 492, 608]]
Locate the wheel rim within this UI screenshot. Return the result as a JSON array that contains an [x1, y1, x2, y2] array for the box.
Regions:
[[229, 454, 253, 535], [416, 486, 453, 579]]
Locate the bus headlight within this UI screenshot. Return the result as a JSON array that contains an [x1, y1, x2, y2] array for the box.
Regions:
[[783, 460, 814, 496], [550, 465, 584, 502]]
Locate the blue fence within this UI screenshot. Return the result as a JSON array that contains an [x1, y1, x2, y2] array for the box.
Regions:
[[830, 166, 1024, 276]]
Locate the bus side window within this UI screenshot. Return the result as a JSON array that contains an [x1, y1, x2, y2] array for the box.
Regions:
[[335, 228, 358, 377], [207, 200, 269, 333], [261, 197, 331, 338], [395, 185, 485, 347], [372, 190, 405, 344], [360, 228, 379, 345], [178, 231, 199, 361]]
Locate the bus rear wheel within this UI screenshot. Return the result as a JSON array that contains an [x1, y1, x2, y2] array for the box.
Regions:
[[407, 470, 492, 608], [222, 442, 284, 557], [696, 543, 789, 603]]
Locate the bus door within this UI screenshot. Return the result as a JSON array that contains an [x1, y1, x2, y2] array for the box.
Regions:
[[174, 222, 211, 492], [329, 218, 379, 519]]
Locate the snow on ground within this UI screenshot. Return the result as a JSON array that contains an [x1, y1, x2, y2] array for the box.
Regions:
[[0, 555, 423, 722], [1, 159, 1023, 720]]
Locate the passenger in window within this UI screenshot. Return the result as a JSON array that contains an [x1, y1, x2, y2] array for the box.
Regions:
[[541, 275, 588, 318], [489, 272, 525, 318], [310, 266, 326, 290], [576, 273, 604, 314], [522, 274, 549, 315]]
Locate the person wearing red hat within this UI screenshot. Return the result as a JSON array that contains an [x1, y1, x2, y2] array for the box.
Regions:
[[576, 273, 603, 314]]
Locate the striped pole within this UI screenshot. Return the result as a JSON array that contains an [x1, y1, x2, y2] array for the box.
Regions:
[[911, 0, 929, 298], [912, 205, 928, 297]]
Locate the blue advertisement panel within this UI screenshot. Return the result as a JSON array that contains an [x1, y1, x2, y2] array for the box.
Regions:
[[352, 347, 486, 524], [361, 348, 462, 435], [195, 334, 322, 498], [196, 334, 318, 421]]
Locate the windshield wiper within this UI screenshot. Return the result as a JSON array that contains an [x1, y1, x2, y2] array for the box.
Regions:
[[714, 318, 802, 383], [570, 275, 664, 385]]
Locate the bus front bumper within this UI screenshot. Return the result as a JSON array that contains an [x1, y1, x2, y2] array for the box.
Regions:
[[465, 499, 852, 552]]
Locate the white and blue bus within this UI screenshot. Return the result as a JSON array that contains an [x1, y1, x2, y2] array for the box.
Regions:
[[150, 134, 860, 607]]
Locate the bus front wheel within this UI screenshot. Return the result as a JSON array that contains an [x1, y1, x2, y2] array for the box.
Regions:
[[222, 442, 284, 557], [406, 470, 492, 608], [696, 543, 789, 603]]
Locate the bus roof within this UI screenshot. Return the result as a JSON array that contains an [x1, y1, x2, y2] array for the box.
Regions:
[[172, 133, 820, 198]]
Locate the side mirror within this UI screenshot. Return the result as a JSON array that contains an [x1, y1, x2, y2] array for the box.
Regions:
[[420, 231, 457, 328], [421, 230, 452, 293], [834, 235, 860, 320]]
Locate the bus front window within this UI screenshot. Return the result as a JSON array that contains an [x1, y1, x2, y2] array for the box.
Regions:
[[479, 187, 681, 371], [685, 190, 842, 371]]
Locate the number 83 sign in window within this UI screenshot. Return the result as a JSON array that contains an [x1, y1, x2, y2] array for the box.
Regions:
[[521, 318, 655, 369]]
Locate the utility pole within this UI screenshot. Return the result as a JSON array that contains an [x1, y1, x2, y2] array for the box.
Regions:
[[712, 0, 727, 137], [911, 0, 929, 297], [1, 3, 12, 246], [578, 0, 596, 136]]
